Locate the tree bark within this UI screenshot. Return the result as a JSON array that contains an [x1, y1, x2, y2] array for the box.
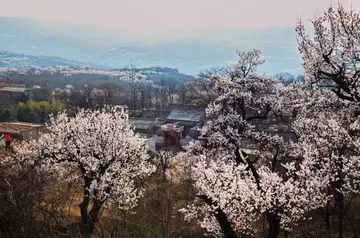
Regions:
[[198, 195, 238, 238], [78, 179, 104, 237], [88, 199, 104, 234], [79, 179, 91, 237], [334, 155, 345, 238], [266, 212, 280, 238], [325, 200, 331, 238], [337, 192, 344, 238]]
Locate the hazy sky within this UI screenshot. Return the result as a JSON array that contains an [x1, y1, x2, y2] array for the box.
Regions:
[[0, 0, 359, 33]]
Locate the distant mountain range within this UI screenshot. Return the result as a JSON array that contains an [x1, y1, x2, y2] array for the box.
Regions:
[[0, 17, 304, 76]]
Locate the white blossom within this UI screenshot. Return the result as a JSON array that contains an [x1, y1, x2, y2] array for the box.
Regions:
[[17, 106, 155, 209]]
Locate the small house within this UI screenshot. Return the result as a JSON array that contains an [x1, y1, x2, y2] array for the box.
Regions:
[[161, 123, 184, 147], [129, 118, 159, 135], [0, 85, 45, 104], [0, 122, 46, 141], [165, 109, 205, 136]]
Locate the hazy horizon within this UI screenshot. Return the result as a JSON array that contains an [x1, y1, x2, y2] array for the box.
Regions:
[[0, 0, 359, 75], [0, 0, 359, 38]]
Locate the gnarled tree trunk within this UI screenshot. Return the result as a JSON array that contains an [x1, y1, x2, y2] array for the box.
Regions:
[[79, 179, 104, 237]]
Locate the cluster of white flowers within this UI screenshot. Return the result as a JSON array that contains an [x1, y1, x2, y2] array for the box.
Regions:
[[13, 106, 155, 210], [181, 39, 360, 236], [297, 5, 360, 102]]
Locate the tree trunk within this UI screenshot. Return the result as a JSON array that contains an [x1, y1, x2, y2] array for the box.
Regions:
[[79, 183, 91, 238], [266, 212, 280, 238], [79, 180, 104, 237], [79, 199, 104, 237], [88, 199, 104, 234], [334, 155, 345, 238], [166, 189, 172, 238], [325, 199, 331, 237], [337, 192, 344, 238], [198, 195, 238, 238]]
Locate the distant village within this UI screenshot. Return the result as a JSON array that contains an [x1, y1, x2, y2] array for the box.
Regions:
[[0, 74, 210, 153], [129, 107, 205, 152], [0, 72, 296, 156]]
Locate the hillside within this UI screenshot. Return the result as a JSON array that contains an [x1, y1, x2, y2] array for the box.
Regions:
[[0, 65, 193, 89]]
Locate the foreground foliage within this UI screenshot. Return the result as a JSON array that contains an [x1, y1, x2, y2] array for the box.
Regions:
[[11, 106, 155, 236]]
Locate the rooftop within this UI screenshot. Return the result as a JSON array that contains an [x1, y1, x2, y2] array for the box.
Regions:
[[161, 123, 184, 133], [140, 110, 170, 120], [167, 109, 204, 122], [0, 122, 45, 135], [129, 118, 156, 130]]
